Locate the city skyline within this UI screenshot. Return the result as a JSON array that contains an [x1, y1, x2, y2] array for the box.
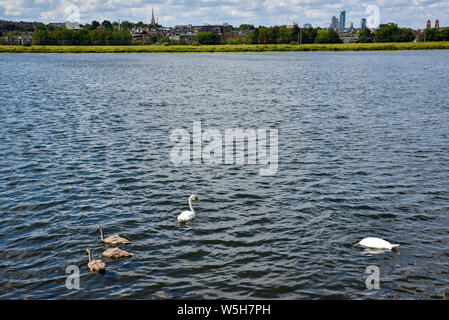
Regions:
[[0, 0, 447, 29]]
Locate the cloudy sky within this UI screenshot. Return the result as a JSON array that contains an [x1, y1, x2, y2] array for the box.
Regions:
[[0, 0, 447, 29]]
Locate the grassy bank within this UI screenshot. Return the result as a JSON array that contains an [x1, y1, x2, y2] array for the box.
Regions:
[[1, 42, 449, 53]]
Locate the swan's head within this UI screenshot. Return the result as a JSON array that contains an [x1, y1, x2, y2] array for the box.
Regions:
[[190, 194, 199, 203], [96, 225, 102, 231], [86, 248, 91, 255]]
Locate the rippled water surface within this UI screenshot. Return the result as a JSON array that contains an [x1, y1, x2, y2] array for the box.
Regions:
[[1, 52, 448, 299]]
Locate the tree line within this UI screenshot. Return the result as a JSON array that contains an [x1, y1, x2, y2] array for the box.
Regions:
[[31, 29, 132, 45], [418, 27, 449, 41], [226, 25, 342, 45], [357, 24, 449, 43], [2, 19, 449, 46]]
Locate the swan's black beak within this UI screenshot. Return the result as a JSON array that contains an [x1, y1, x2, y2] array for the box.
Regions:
[[195, 198, 199, 203]]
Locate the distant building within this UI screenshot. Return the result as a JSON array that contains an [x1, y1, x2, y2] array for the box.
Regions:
[[173, 24, 193, 34], [8, 31, 33, 45], [303, 23, 312, 28], [132, 29, 151, 43], [339, 11, 346, 30], [413, 30, 422, 42], [360, 18, 367, 29], [345, 22, 353, 30], [65, 21, 80, 30], [323, 23, 331, 29], [151, 7, 155, 25], [169, 32, 195, 43], [337, 30, 358, 43], [49, 22, 66, 29], [426, 19, 431, 29], [435, 19, 439, 29], [168, 24, 233, 42], [191, 24, 233, 41], [0, 20, 44, 32], [331, 16, 339, 30]]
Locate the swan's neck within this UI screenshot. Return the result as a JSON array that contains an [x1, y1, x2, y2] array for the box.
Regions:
[[99, 227, 104, 240], [87, 250, 92, 262], [189, 198, 195, 214]]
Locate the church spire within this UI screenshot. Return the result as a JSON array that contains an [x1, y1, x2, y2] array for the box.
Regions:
[[151, 7, 155, 25]]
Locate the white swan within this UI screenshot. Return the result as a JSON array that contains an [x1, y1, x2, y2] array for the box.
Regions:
[[177, 194, 199, 223], [358, 237, 399, 250]]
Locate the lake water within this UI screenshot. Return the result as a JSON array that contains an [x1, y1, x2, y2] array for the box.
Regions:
[[0, 51, 448, 299]]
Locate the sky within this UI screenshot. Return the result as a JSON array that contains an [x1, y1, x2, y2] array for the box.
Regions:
[[0, 0, 447, 29]]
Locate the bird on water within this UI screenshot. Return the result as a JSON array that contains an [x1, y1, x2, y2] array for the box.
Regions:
[[86, 248, 106, 273], [357, 237, 399, 250], [177, 194, 199, 223], [97, 225, 132, 245], [101, 247, 133, 259]]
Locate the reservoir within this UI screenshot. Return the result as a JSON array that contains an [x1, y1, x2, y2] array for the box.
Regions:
[[0, 51, 448, 299]]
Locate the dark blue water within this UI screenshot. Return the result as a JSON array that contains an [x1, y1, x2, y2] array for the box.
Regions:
[[0, 52, 448, 299]]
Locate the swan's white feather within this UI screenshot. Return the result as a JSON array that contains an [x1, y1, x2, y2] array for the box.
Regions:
[[358, 237, 399, 250]]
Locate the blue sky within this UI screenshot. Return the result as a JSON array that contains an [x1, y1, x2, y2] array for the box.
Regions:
[[0, 0, 447, 29]]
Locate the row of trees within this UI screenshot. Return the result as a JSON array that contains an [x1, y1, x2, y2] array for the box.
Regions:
[[32, 29, 132, 45], [82, 20, 161, 31], [356, 24, 415, 43], [227, 25, 342, 44], [418, 27, 449, 41], [194, 32, 220, 44], [3, 20, 449, 46], [371, 24, 415, 42], [30, 20, 161, 32], [0, 21, 44, 32], [225, 24, 446, 45], [357, 24, 449, 43]]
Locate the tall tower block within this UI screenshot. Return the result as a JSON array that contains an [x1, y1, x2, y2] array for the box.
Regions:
[[340, 11, 346, 30]]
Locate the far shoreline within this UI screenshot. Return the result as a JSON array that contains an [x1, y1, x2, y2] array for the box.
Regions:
[[1, 42, 449, 53]]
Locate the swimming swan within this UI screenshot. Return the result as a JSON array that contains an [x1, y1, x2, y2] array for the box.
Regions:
[[177, 194, 199, 223], [97, 225, 132, 245], [102, 247, 133, 259], [358, 237, 399, 250], [86, 248, 106, 272]]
